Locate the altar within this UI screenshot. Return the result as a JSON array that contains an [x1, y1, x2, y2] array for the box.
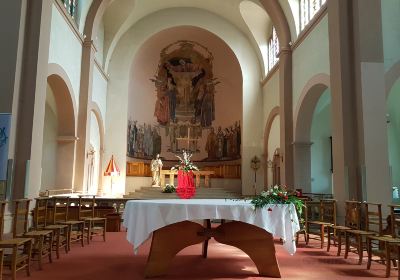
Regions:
[[160, 169, 215, 188], [122, 199, 300, 278]]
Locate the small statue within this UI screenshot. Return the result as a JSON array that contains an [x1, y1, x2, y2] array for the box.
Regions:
[[151, 154, 163, 187]]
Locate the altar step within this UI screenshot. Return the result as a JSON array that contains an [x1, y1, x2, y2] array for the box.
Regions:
[[123, 187, 242, 199]]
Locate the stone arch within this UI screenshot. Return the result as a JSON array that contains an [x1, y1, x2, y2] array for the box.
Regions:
[[263, 107, 280, 187], [293, 73, 330, 193], [259, 0, 292, 48], [42, 64, 77, 191], [386, 60, 400, 97], [294, 73, 330, 142], [106, 7, 263, 195], [90, 102, 105, 193]]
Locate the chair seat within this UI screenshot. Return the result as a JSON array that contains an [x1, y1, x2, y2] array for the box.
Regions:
[[331, 225, 351, 230], [0, 238, 32, 246], [308, 221, 333, 226], [23, 230, 53, 237], [369, 235, 400, 243], [59, 220, 85, 225], [81, 217, 107, 222], [45, 224, 69, 230], [346, 229, 376, 235]]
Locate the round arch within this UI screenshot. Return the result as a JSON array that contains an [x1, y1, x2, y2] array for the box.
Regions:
[[293, 73, 330, 193], [263, 106, 280, 187], [294, 73, 330, 142], [386, 60, 400, 98], [90, 102, 105, 194], [42, 64, 77, 191], [106, 7, 264, 195]]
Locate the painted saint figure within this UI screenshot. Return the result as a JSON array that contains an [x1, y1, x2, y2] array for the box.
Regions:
[[151, 154, 163, 187], [205, 127, 217, 159]]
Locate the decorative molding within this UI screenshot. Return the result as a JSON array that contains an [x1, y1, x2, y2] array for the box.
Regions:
[[291, 6, 328, 51], [261, 62, 279, 86], [53, 0, 84, 44], [57, 136, 79, 142], [83, 39, 98, 53], [94, 58, 109, 81]]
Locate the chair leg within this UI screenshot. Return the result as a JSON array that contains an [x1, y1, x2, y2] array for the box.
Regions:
[[337, 231, 342, 256], [385, 242, 391, 278], [49, 233, 53, 264], [11, 246, 17, 280], [327, 227, 331, 252], [103, 220, 107, 242], [357, 235, 363, 265], [344, 232, 349, 259], [55, 229, 60, 259], [367, 237, 372, 269], [26, 240, 32, 277], [38, 236, 44, 270]]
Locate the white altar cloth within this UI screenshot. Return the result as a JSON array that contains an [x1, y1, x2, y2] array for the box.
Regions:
[[122, 199, 300, 254]]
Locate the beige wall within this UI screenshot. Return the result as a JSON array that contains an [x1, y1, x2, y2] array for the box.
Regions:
[[105, 7, 263, 195], [128, 26, 242, 161]]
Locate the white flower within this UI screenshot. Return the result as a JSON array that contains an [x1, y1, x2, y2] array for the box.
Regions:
[[274, 185, 279, 190], [261, 191, 268, 198]]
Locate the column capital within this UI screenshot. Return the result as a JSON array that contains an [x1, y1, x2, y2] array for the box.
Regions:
[[83, 39, 98, 53], [278, 46, 292, 57]]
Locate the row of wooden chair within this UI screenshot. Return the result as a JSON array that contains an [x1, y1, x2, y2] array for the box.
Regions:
[[297, 199, 400, 278], [0, 195, 107, 280]]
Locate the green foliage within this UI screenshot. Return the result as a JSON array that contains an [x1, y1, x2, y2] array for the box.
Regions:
[[250, 186, 304, 215], [162, 184, 176, 193]]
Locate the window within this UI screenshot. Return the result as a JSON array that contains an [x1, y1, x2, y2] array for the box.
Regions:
[[300, 0, 326, 31], [61, 0, 78, 20], [267, 26, 279, 72]]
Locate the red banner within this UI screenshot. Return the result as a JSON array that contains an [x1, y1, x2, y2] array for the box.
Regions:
[[176, 170, 196, 199]]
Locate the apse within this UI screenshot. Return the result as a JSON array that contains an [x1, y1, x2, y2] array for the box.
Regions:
[[127, 26, 243, 163]]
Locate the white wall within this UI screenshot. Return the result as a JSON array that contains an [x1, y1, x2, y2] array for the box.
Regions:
[[89, 112, 100, 194], [92, 66, 108, 128], [48, 4, 82, 109], [263, 69, 280, 124], [105, 7, 263, 195], [95, 19, 105, 65], [292, 15, 330, 111], [41, 85, 58, 191], [77, 0, 93, 34], [310, 89, 332, 194], [382, 0, 400, 72]]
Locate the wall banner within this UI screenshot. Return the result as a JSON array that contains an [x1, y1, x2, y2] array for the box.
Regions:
[[0, 114, 11, 181]]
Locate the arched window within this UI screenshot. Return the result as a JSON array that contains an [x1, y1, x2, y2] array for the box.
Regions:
[[300, 0, 326, 31], [268, 26, 279, 72]]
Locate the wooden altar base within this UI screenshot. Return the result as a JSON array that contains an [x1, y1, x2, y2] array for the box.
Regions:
[[144, 221, 281, 278]]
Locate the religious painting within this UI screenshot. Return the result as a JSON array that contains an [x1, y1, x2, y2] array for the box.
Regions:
[[127, 120, 162, 159], [127, 40, 241, 162]]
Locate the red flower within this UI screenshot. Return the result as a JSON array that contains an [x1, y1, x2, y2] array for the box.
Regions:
[[268, 207, 272, 212], [284, 196, 288, 200]]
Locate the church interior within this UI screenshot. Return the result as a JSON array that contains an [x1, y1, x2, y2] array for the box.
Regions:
[[1, 0, 400, 279]]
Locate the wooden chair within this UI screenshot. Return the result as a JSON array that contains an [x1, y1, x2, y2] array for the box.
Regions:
[[0, 201, 32, 280], [296, 203, 308, 246], [306, 199, 336, 248], [51, 196, 85, 250], [366, 204, 400, 277], [327, 200, 362, 256], [13, 199, 53, 270], [344, 202, 382, 265], [78, 196, 107, 244], [33, 197, 69, 259]]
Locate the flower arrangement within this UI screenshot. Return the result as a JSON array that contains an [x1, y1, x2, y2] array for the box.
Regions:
[[171, 150, 199, 172], [162, 184, 176, 193], [250, 185, 304, 215]]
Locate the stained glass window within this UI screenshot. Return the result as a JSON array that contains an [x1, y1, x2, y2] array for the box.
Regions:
[[300, 0, 326, 31], [267, 27, 280, 72], [61, 0, 78, 20]]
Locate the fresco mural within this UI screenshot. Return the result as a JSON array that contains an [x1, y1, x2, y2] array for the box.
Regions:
[[127, 40, 241, 161]]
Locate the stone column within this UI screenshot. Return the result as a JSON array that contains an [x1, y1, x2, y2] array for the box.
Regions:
[[352, 0, 391, 208], [74, 40, 97, 193], [293, 142, 313, 193], [279, 48, 294, 187], [13, 0, 52, 199], [328, 0, 391, 217]]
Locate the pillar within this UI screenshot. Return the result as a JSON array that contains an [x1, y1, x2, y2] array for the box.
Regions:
[[279, 48, 294, 187], [13, 0, 52, 199]]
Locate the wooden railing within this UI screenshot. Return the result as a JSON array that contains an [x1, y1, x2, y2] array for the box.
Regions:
[[160, 170, 215, 188], [126, 161, 241, 179]]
